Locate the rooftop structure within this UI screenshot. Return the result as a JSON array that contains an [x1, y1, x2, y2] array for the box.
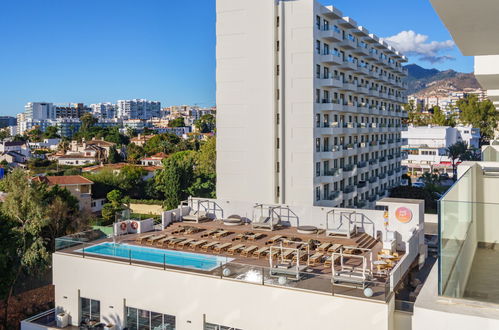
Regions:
[[23, 197, 426, 329], [216, 0, 408, 209]]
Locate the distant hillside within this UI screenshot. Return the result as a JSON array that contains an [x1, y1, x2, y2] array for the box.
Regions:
[[405, 64, 482, 96]]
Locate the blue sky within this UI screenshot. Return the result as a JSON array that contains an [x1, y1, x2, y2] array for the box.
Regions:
[[0, 0, 473, 116]]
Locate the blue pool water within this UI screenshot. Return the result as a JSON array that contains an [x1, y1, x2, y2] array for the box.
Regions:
[[78, 242, 231, 271]]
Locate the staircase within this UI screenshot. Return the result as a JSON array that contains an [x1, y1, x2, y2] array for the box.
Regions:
[[355, 233, 378, 249]]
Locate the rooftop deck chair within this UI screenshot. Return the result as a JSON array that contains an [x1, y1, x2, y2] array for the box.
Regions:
[[269, 249, 280, 260], [201, 229, 220, 238], [214, 243, 232, 253], [156, 236, 175, 248], [317, 242, 333, 252], [241, 246, 258, 257], [172, 226, 188, 235], [252, 247, 270, 259], [293, 251, 308, 262], [265, 235, 284, 245], [324, 254, 340, 268], [136, 234, 155, 244], [201, 241, 220, 252], [282, 250, 295, 261], [309, 253, 325, 266], [182, 211, 210, 222], [168, 238, 186, 249], [213, 230, 231, 239], [328, 244, 343, 253], [189, 240, 208, 251], [177, 239, 196, 250], [185, 227, 203, 235], [231, 233, 248, 242], [227, 244, 245, 255], [146, 234, 167, 246], [248, 233, 266, 241]]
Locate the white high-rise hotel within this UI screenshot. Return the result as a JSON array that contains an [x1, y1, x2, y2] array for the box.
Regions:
[[216, 0, 408, 208]]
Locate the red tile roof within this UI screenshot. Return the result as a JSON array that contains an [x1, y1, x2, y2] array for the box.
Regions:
[[32, 175, 94, 186]]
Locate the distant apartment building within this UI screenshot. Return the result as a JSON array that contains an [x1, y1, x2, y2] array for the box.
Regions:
[[216, 0, 408, 209], [55, 103, 91, 119], [91, 103, 116, 119], [116, 99, 161, 120], [0, 116, 17, 128], [24, 102, 56, 120], [401, 125, 480, 176]]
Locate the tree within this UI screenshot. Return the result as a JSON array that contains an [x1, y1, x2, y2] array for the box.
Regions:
[[0, 169, 50, 328], [101, 189, 130, 223], [26, 127, 43, 142], [104, 126, 129, 146], [196, 137, 216, 176], [194, 114, 216, 133], [405, 100, 429, 126], [168, 117, 185, 128], [458, 95, 499, 144], [144, 133, 181, 155], [446, 141, 468, 180], [0, 129, 10, 140], [154, 151, 196, 209], [43, 125, 60, 139], [431, 106, 447, 126], [108, 146, 121, 164], [80, 113, 98, 133], [118, 165, 147, 197], [126, 143, 145, 164], [389, 186, 438, 214]]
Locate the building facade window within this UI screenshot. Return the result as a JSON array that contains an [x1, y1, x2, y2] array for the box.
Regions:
[[126, 306, 176, 330], [80, 297, 100, 324], [205, 323, 242, 330]]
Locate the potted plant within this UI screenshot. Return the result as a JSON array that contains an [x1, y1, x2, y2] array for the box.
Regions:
[[56, 312, 69, 328]]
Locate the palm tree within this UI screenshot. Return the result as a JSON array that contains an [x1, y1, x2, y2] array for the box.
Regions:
[[446, 141, 468, 180]]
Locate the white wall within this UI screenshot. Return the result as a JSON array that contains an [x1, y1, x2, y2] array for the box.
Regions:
[[53, 253, 392, 330]]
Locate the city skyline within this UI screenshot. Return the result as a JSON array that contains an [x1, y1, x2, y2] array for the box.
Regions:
[[0, 0, 473, 116]]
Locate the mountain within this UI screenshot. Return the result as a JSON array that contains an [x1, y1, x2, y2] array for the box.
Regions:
[[405, 64, 482, 96]]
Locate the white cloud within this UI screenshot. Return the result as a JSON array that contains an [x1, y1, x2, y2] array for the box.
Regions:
[[382, 30, 455, 64]]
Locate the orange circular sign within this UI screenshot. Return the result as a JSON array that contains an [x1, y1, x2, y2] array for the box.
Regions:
[[395, 207, 413, 223]]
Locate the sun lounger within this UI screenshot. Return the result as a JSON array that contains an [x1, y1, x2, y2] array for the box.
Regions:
[[269, 249, 280, 259], [282, 250, 295, 261], [293, 252, 308, 262], [327, 244, 342, 253], [248, 233, 266, 241], [156, 236, 175, 247], [324, 254, 340, 268], [231, 233, 247, 242], [309, 253, 324, 266], [317, 242, 332, 252], [136, 234, 155, 244], [265, 235, 284, 245], [182, 211, 210, 222], [172, 226, 188, 235], [228, 244, 245, 255], [213, 230, 231, 238], [184, 227, 202, 235], [146, 234, 167, 246], [189, 240, 208, 251], [177, 239, 196, 250], [214, 243, 232, 253], [201, 229, 220, 238], [241, 246, 258, 257], [201, 241, 220, 252], [252, 247, 270, 259], [168, 238, 186, 249]]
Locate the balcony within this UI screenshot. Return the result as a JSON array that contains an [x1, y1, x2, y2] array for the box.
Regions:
[[323, 169, 340, 177], [319, 74, 344, 88], [368, 177, 378, 184], [343, 185, 356, 194], [317, 50, 343, 65], [340, 59, 357, 71], [340, 37, 357, 49], [379, 156, 387, 163], [378, 190, 386, 197], [357, 161, 367, 169], [369, 159, 378, 166], [357, 85, 369, 95], [368, 195, 378, 203], [343, 164, 356, 173], [355, 201, 367, 209], [387, 154, 394, 160], [326, 191, 341, 201], [388, 170, 395, 176], [318, 27, 342, 42], [357, 181, 367, 189]]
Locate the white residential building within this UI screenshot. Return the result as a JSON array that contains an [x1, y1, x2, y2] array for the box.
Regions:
[[401, 125, 480, 176], [116, 99, 161, 120], [216, 0, 408, 210], [91, 103, 116, 119], [24, 102, 56, 120]]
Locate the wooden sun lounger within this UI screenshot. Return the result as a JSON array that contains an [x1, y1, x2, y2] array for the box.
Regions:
[[171, 226, 188, 235], [282, 250, 295, 261], [136, 234, 155, 244], [252, 247, 270, 259], [328, 244, 342, 253], [177, 239, 196, 250], [189, 240, 208, 251], [146, 234, 167, 246], [266, 235, 284, 245], [201, 241, 220, 252], [317, 242, 332, 252], [168, 238, 186, 249], [156, 236, 175, 247], [228, 244, 245, 255], [241, 246, 258, 257], [269, 249, 280, 259], [248, 233, 266, 241], [185, 227, 202, 235], [309, 253, 325, 266], [293, 252, 308, 262], [201, 229, 220, 238], [214, 243, 232, 253], [213, 230, 231, 238], [232, 233, 247, 241], [324, 254, 340, 268]]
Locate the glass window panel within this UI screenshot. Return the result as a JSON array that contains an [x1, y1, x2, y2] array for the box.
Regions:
[[163, 314, 176, 330], [138, 309, 151, 330], [151, 312, 163, 330], [80, 298, 90, 322], [127, 307, 138, 330], [90, 299, 100, 322]]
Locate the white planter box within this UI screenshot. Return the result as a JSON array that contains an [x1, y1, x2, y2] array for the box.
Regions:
[[56, 313, 69, 328]]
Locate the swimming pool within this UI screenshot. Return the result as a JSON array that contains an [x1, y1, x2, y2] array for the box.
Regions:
[[78, 242, 232, 271]]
